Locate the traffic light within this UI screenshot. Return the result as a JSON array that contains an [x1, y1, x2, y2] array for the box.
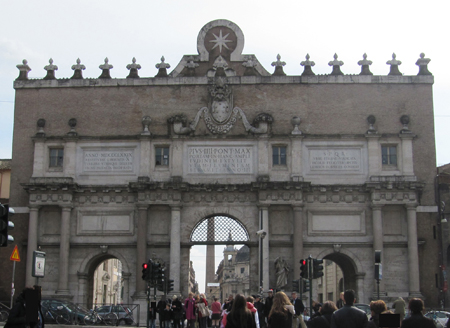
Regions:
[[142, 262, 149, 281], [166, 279, 174, 292], [312, 258, 324, 279], [302, 279, 310, 293], [0, 204, 14, 247], [375, 250, 381, 264], [157, 268, 166, 292], [300, 259, 309, 279], [292, 279, 300, 293]]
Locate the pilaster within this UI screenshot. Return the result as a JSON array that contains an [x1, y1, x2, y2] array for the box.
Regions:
[[56, 205, 73, 295], [26, 206, 40, 286]]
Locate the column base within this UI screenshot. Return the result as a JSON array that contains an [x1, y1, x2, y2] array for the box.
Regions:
[[408, 291, 424, 299], [130, 296, 149, 327], [55, 290, 74, 301]]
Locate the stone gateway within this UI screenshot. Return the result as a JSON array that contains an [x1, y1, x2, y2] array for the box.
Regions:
[[4, 18, 439, 321]]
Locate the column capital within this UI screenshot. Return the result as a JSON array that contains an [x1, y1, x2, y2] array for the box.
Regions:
[[405, 203, 418, 210], [291, 204, 304, 211], [371, 204, 384, 210], [60, 205, 73, 211], [257, 204, 270, 210], [136, 204, 149, 211], [170, 204, 183, 211], [28, 205, 41, 211]]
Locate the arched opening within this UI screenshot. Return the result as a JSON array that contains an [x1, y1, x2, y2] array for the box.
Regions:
[[189, 215, 250, 300], [86, 255, 124, 309], [315, 253, 358, 303]]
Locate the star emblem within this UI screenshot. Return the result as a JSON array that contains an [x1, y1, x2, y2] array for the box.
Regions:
[[209, 29, 232, 53]]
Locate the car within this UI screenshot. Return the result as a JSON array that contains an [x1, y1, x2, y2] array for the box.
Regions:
[[424, 310, 450, 328], [41, 299, 91, 325], [95, 304, 135, 325], [354, 303, 371, 319]]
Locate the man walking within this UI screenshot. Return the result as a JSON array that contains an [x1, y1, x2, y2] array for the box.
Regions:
[[291, 292, 306, 328], [392, 296, 406, 322], [254, 295, 266, 328], [330, 289, 368, 328], [264, 289, 274, 325], [336, 292, 344, 309]]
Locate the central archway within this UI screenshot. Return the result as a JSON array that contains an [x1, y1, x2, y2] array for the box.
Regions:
[[189, 215, 251, 299]]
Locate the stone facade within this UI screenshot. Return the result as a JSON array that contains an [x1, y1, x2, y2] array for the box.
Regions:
[[3, 19, 440, 316]]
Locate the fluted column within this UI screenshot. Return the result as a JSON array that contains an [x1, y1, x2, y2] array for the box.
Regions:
[[135, 205, 148, 295], [372, 205, 385, 293], [170, 205, 181, 292], [26, 206, 40, 286], [56, 206, 72, 294], [406, 204, 421, 296], [292, 205, 304, 279]]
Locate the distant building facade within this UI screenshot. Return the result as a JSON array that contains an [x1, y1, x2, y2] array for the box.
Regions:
[[92, 258, 123, 306], [5, 18, 441, 318]]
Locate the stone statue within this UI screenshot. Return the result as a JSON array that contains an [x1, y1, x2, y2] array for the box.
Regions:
[[275, 256, 290, 289]]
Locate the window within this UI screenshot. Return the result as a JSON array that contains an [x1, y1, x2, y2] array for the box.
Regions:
[[49, 148, 64, 167], [240, 267, 245, 274], [381, 146, 397, 165], [155, 147, 169, 166], [272, 146, 287, 165]]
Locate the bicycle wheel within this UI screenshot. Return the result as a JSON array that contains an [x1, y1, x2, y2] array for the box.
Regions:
[[56, 312, 70, 325], [0, 310, 9, 322], [84, 313, 98, 325], [104, 313, 118, 326]]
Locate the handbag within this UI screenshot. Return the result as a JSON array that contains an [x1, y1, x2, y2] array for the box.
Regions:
[[198, 302, 209, 317]]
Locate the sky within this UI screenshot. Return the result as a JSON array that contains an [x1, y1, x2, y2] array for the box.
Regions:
[[0, 0, 449, 292]]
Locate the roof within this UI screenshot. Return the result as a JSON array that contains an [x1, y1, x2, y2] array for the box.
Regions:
[[0, 159, 11, 170], [235, 245, 249, 262]]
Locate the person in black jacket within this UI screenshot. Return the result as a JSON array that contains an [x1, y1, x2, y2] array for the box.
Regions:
[[330, 289, 368, 328], [400, 298, 434, 328], [253, 295, 266, 328], [5, 287, 43, 328], [307, 301, 337, 328], [225, 294, 256, 328], [268, 292, 294, 328], [263, 290, 274, 323], [172, 295, 183, 328]]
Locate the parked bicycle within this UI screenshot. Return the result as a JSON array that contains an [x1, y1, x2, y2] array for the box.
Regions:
[[0, 302, 10, 322], [42, 305, 71, 325], [84, 307, 118, 326]]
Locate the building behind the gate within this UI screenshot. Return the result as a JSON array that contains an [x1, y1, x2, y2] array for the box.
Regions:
[[2, 19, 440, 313]]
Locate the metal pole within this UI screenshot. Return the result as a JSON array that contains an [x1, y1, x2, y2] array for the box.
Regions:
[[377, 279, 380, 300], [259, 209, 263, 291], [308, 257, 313, 318], [147, 283, 150, 328], [10, 261, 16, 308]]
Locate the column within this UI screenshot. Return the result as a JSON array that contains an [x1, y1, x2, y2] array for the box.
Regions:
[[400, 134, 414, 176], [260, 206, 270, 292], [32, 140, 45, 177], [64, 139, 77, 178], [26, 206, 40, 286], [371, 205, 385, 293], [290, 136, 303, 181], [56, 206, 72, 295], [139, 136, 151, 178], [170, 205, 181, 292], [205, 217, 215, 291], [366, 135, 381, 177], [406, 204, 421, 297], [135, 205, 148, 296], [257, 136, 269, 177], [292, 205, 304, 279], [76, 272, 89, 307]]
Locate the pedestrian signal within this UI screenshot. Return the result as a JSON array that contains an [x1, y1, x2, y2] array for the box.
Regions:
[[292, 279, 300, 293], [302, 279, 310, 293], [300, 259, 309, 279]]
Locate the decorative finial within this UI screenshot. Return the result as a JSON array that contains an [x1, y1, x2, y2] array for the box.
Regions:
[[366, 115, 377, 134], [242, 58, 258, 76], [142, 116, 152, 135], [328, 53, 344, 75], [98, 57, 113, 79], [386, 53, 402, 76], [43, 58, 58, 80], [36, 118, 46, 136], [400, 115, 411, 134], [155, 56, 170, 77], [71, 58, 86, 79], [271, 54, 286, 76], [415, 53, 432, 76], [183, 56, 199, 77], [67, 118, 78, 136], [358, 53, 373, 76], [16, 59, 31, 81], [126, 57, 141, 79], [291, 116, 302, 135], [300, 53, 316, 76]]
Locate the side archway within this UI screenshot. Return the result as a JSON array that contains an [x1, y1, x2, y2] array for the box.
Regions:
[[77, 249, 132, 309]]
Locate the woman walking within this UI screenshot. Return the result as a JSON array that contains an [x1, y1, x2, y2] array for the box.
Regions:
[[268, 292, 295, 328], [197, 293, 209, 328], [184, 293, 197, 328], [225, 294, 256, 328], [211, 297, 222, 328], [306, 301, 337, 328]]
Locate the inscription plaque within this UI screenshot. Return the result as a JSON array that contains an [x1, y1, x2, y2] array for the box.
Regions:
[[83, 150, 134, 172], [310, 148, 361, 172], [188, 146, 253, 174]]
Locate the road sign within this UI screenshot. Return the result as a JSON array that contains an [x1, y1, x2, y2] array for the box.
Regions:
[[10, 245, 20, 262]]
